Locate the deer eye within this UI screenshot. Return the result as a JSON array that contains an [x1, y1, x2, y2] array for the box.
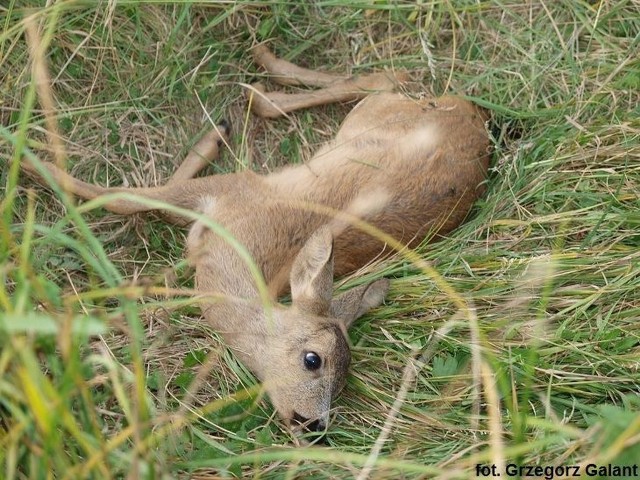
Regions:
[[303, 351, 322, 370]]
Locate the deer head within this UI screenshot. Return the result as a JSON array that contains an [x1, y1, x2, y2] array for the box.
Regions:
[[230, 227, 389, 437]]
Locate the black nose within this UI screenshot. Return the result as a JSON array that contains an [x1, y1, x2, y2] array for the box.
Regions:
[[292, 412, 327, 443], [306, 419, 324, 432]]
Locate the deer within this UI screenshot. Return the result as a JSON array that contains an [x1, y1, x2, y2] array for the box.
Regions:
[[20, 44, 492, 439]]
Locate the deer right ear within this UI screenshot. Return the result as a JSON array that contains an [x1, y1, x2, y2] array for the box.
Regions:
[[290, 227, 335, 316], [330, 278, 390, 329]]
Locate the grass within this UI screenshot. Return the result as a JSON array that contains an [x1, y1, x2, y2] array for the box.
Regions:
[[1, 0, 639, 478]]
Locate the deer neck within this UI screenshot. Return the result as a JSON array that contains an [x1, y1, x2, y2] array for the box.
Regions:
[[204, 299, 279, 380]]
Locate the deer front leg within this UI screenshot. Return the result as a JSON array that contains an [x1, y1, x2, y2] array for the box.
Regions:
[[20, 123, 231, 225], [166, 120, 230, 185]]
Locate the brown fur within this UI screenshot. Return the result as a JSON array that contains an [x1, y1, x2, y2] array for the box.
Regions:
[[21, 46, 491, 435]]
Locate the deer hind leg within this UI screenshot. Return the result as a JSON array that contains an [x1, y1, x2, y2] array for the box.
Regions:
[[22, 122, 230, 225], [249, 45, 409, 118], [252, 44, 346, 88]]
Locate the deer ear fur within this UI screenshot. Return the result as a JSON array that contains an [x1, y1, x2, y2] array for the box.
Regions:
[[290, 226, 335, 315], [330, 278, 390, 329]]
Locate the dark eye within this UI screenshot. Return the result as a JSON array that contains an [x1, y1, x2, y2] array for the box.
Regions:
[[304, 351, 322, 370]]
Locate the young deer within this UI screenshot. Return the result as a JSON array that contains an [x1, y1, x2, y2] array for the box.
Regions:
[[21, 45, 491, 437]]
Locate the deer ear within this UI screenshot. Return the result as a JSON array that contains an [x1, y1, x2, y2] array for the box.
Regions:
[[330, 278, 390, 329], [290, 227, 335, 315]]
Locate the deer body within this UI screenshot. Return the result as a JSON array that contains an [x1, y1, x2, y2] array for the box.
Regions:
[[192, 93, 489, 290], [22, 47, 491, 436]]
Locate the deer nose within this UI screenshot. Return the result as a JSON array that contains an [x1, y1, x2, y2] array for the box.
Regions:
[[306, 418, 325, 432], [292, 412, 327, 443]]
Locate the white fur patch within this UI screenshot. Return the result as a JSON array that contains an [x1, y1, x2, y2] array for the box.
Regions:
[[398, 124, 440, 158], [198, 195, 218, 216], [329, 187, 390, 236], [187, 196, 218, 251]]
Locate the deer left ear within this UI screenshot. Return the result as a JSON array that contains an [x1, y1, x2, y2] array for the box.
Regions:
[[330, 278, 390, 329], [290, 226, 335, 316]]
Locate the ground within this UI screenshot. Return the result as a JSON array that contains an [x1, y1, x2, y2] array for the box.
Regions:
[[1, 1, 639, 479]]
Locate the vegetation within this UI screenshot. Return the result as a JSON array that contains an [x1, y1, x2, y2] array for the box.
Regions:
[[1, 1, 639, 478]]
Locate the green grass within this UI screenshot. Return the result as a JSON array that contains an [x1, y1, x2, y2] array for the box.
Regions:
[[1, 0, 639, 478]]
